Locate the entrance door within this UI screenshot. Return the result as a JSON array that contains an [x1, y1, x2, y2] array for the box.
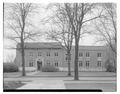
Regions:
[[37, 61, 42, 70]]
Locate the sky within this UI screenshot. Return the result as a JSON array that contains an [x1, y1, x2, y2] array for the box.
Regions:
[[3, 3, 104, 62]]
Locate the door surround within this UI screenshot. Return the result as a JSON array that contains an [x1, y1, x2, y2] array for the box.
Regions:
[[35, 57, 44, 70]]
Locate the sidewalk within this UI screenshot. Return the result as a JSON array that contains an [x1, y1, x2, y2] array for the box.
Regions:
[[18, 80, 65, 89], [16, 77, 116, 90]]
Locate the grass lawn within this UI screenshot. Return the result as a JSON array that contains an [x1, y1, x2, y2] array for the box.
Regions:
[[3, 81, 25, 90], [3, 71, 35, 78], [3, 72, 22, 78], [64, 83, 116, 92]]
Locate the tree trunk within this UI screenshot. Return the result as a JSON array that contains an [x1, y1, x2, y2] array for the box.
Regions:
[[21, 37, 26, 76], [67, 51, 71, 76], [74, 39, 79, 80], [113, 58, 116, 71]]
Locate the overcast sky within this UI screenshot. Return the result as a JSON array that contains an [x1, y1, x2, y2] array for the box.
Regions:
[[3, 3, 104, 62]]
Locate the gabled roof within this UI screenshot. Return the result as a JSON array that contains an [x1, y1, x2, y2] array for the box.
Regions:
[[78, 46, 106, 50], [17, 42, 106, 50], [17, 42, 62, 49]]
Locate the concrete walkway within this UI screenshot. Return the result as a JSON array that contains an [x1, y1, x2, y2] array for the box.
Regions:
[[18, 79, 65, 89]]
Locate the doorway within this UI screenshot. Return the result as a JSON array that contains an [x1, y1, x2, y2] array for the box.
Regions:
[[37, 61, 42, 70]]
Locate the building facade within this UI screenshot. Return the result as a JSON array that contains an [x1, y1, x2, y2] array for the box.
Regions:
[[15, 42, 108, 71]]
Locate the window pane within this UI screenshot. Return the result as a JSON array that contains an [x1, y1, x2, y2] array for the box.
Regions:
[[97, 61, 102, 67], [47, 52, 50, 56], [55, 52, 58, 56], [79, 61, 82, 67], [29, 62, 33, 67], [79, 53, 83, 57], [97, 53, 101, 57], [55, 62, 58, 67], [86, 61, 90, 67], [86, 52, 89, 57]]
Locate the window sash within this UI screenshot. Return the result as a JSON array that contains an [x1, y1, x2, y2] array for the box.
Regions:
[[29, 62, 33, 67], [55, 52, 58, 56], [86, 52, 89, 57], [55, 62, 58, 67], [79, 53, 83, 57], [97, 53, 101, 57], [86, 61, 90, 67], [47, 52, 50, 56], [97, 61, 101, 67], [79, 61, 82, 67]]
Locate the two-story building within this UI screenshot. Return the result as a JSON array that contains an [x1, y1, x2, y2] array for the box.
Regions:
[[15, 42, 108, 71]]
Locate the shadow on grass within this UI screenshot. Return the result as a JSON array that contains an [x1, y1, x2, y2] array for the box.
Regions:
[[3, 81, 25, 90]]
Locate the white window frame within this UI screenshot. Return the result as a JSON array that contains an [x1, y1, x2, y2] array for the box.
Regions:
[[86, 61, 90, 67], [86, 52, 90, 57], [55, 61, 58, 67], [29, 60, 34, 67], [97, 53, 102, 57], [97, 61, 102, 67], [47, 52, 50, 56], [79, 61, 83, 67], [55, 52, 58, 56], [79, 52, 83, 57]]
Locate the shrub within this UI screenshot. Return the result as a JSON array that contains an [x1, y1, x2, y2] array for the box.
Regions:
[[42, 65, 59, 72], [3, 63, 19, 72], [105, 59, 116, 72], [19, 67, 36, 72], [106, 64, 116, 72]]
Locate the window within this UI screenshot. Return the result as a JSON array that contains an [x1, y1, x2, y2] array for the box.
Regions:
[[97, 53, 102, 57], [55, 52, 58, 56], [47, 52, 50, 56], [55, 62, 58, 67], [86, 52, 89, 57], [46, 60, 50, 65], [29, 52, 33, 56], [97, 61, 102, 67], [29, 61, 34, 67], [38, 52, 42, 56], [79, 52, 83, 57], [79, 61, 83, 67], [65, 56, 71, 61], [86, 61, 90, 67]]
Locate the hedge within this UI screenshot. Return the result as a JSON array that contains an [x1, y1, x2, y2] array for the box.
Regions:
[[42, 65, 59, 72], [106, 64, 116, 72], [3, 63, 19, 72], [105, 59, 116, 72]]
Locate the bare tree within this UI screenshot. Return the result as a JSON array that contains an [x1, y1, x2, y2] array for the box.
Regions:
[[45, 4, 74, 76], [93, 3, 116, 67], [4, 3, 40, 76], [64, 3, 102, 80], [5, 54, 15, 63]]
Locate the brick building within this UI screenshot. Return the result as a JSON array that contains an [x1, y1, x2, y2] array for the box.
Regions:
[[15, 42, 108, 71]]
